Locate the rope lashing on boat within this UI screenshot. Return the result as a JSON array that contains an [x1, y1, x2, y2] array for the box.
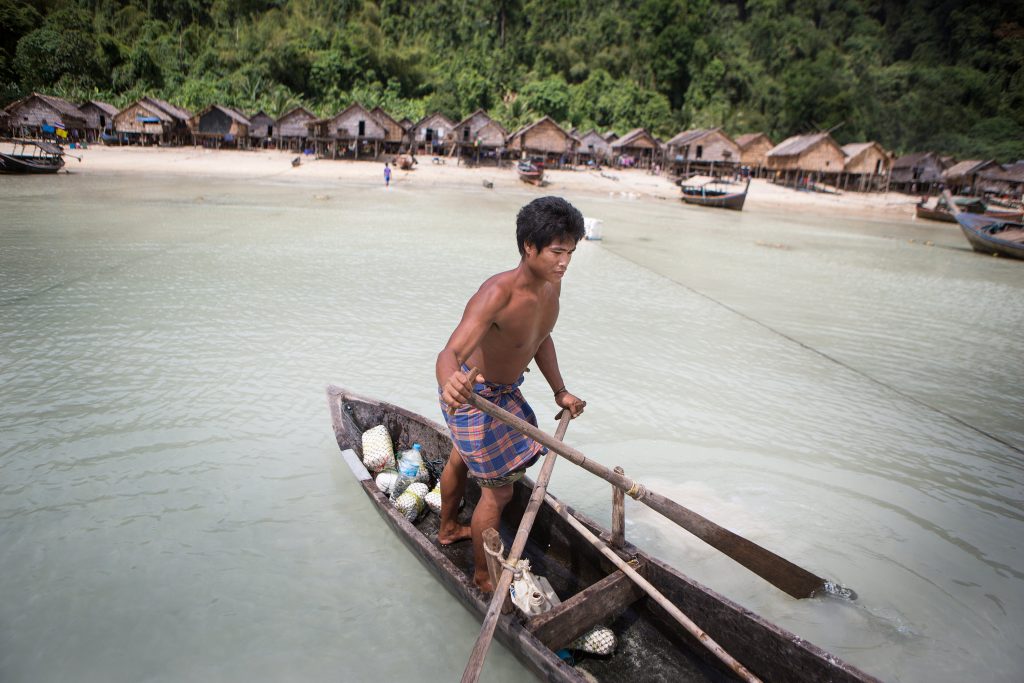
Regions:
[[483, 535, 527, 579]]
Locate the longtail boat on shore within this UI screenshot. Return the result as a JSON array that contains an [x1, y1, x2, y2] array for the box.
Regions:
[[943, 191, 1024, 260], [517, 159, 544, 185], [679, 177, 750, 211], [0, 139, 66, 174], [914, 195, 1022, 223], [327, 385, 880, 683]]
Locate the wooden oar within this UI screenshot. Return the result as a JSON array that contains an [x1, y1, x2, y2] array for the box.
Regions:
[[461, 409, 573, 683], [543, 492, 762, 683], [461, 390, 830, 599]]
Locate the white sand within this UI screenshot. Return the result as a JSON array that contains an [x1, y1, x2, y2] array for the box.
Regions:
[[72, 146, 921, 221]]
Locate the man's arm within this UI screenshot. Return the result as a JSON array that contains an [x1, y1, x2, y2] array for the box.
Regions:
[[436, 282, 507, 407], [534, 335, 585, 418]]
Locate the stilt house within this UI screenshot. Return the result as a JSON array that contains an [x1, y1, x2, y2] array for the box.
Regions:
[[665, 128, 740, 175], [979, 162, 1024, 199], [766, 133, 846, 187], [248, 110, 275, 148], [611, 128, 661, 169], [191, 105, 251, 148], [840, 142, 892, 191], [114, 97, 192, 145], [452, 109, 507, 165], [411, 112, 456, 156], [275, 106, 316, 151], [3, 92, 86, 140], [888, 152, 952, 193], [734, 133, 773, 172], [942, 160, 1000, 196], [310, 103, 386, 159], [575, 129, 613, 165], [507, 116, 576, 165], [78, 101, 118, 142], [370, 107, 406, 153]]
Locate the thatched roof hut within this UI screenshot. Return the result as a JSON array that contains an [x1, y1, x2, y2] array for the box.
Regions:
[[370, 107, 406, 147], [453, 109, 506, 147], [114, 97, 192, 144], [4, 92, 87, 138], [890, 152, 951, 188], [191, 105, 251, 148], [841, 142, 891, 176], [665, 128, 739, 164], [942, 159, 1000, 194], [978, 162, 1024, 197], [78, 100, 118, 139], [507, 116, 576, 159], [311, 103, 386, 141], [275, 106, 316, 149], [735, 133, 773, 167], [576, 129, 612, 163], [611, 128, 661, 168], [602, 131, 618, 143], [411, 112, 456, 152], [248, 110, 275, 142], [766, 133, 845, 173]]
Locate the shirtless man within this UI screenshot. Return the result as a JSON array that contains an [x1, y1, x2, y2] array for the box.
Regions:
[[435, 196, 587, 592]]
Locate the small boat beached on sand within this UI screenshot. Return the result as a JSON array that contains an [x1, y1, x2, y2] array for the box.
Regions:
[[327, 385, 879, 683], [679, 176, 750, 211], [943, 191, 1024, 261], [0, 139, 66, 174], [517, 159, 544, 185]]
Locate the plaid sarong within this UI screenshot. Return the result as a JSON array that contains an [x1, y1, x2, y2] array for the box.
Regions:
[[439, 370, 546, 481]]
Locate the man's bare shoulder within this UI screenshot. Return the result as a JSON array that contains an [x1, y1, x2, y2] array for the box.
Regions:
[[476, 269, 518, 299]]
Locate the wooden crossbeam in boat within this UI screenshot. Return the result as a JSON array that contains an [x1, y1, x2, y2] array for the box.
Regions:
[[525, 561, 646, 651]]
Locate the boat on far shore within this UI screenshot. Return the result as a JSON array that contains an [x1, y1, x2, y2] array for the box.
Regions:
[[915, 195, 1022, 223], [678, 176, 750, 211], [517, 159, 544, 185], [0, 139, 66, 174], [944, 190, 1024, 260]]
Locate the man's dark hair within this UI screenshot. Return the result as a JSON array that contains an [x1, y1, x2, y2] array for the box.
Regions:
[[516, 196, 586, 256]]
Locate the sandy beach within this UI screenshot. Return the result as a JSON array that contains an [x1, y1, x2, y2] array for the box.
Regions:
[[72, 145, 923, 222]]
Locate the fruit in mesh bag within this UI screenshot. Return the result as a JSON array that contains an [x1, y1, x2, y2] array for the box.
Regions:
[[424, 484, 442, 514], [395, 482, 429, 522], [375, 468, 398, 495], [361, 425, 395, 474], [571, 626, 616, 656]]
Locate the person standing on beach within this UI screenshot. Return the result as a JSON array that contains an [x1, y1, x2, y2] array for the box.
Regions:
[[435, 196, 587, 592], [384, 161, 391, 188]]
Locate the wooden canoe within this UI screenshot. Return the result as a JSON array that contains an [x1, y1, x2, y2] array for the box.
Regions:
[[0, 139, 65, 174], [327, 385, 881, 683], [518, 160, 545, 185], [951, 212, 1024, 260], [680, 178, 749, 211]]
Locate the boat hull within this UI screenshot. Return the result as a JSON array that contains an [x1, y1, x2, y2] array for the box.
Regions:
[[327, 386, 880, 683], [0, 152, 65, 174], [953, 213, 1024, 260], [679, 179, 749, 211]]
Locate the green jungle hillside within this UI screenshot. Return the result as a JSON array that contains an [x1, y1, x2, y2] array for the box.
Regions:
[[2, 0, 1023, 160]]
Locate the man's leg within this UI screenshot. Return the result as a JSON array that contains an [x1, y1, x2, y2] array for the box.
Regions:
[[438, 446, 472, 545], [471, 483, 514, 592]]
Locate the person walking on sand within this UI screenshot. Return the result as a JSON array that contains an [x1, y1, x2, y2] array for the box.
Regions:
[[384, 161, 392, 188], [435, 196, 587, 592]]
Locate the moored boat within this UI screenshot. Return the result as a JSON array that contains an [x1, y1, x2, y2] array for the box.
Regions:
[[327, 385, 881, 683], [679, 177, 750, 211], [944, 190, 1024, 260], [517, 159, 544, 185], [0, 139, 66, 174], [915, 195, 986, 223]]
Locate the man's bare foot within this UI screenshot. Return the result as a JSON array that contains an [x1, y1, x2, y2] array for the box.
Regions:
[[438, 524, 472, 546], [474, 573, 494, 593]]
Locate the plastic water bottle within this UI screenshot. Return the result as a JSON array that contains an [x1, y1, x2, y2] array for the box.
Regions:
[[390, 443, 424, 501]]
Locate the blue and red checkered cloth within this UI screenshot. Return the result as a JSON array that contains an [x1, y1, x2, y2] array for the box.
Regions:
[[439, 370, 545, 480]]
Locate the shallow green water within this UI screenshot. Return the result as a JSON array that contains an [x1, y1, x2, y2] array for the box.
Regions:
[[1, 169, 1021, 682]]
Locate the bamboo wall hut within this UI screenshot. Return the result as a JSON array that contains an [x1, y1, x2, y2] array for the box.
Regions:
[[602, 131, 619, 144], [507, 116, 576, 165], [611, 128, 661, 169], [78, 100, 118, 142], [734, 133, 773, 173], [309, 103, 387, 159], [942, 160, 999, 195], [978, 162, 1024, 199], [248, 110, 275, 147], [113, 97, 192, 145], [840, 142, 892, 191], [3, 92, 86, 141], [275, 106, 316, 150], [575, 129, 612, 165], [452, 109, 507, 165], [411, 112, 456, 156], [665, 128, 740, 176], [370, 107, 406, 153], [190, 105, 251, 148], [766, 133, 846, 187], [889, 152, 952, 193]]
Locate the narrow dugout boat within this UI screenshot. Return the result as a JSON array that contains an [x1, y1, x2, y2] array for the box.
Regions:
[[327, 385, 881, 683], [679, 177, 750, 211]]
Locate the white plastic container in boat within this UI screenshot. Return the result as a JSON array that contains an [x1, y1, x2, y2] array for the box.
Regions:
[[583, 217, 603, 240]]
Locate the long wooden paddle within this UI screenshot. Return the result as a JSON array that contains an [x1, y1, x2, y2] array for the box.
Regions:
[[461, 390, 831, 599], [461, 409, 573, 683]]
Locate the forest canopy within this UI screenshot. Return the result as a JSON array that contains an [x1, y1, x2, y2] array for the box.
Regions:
[[2, 0, 1022, 161]]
